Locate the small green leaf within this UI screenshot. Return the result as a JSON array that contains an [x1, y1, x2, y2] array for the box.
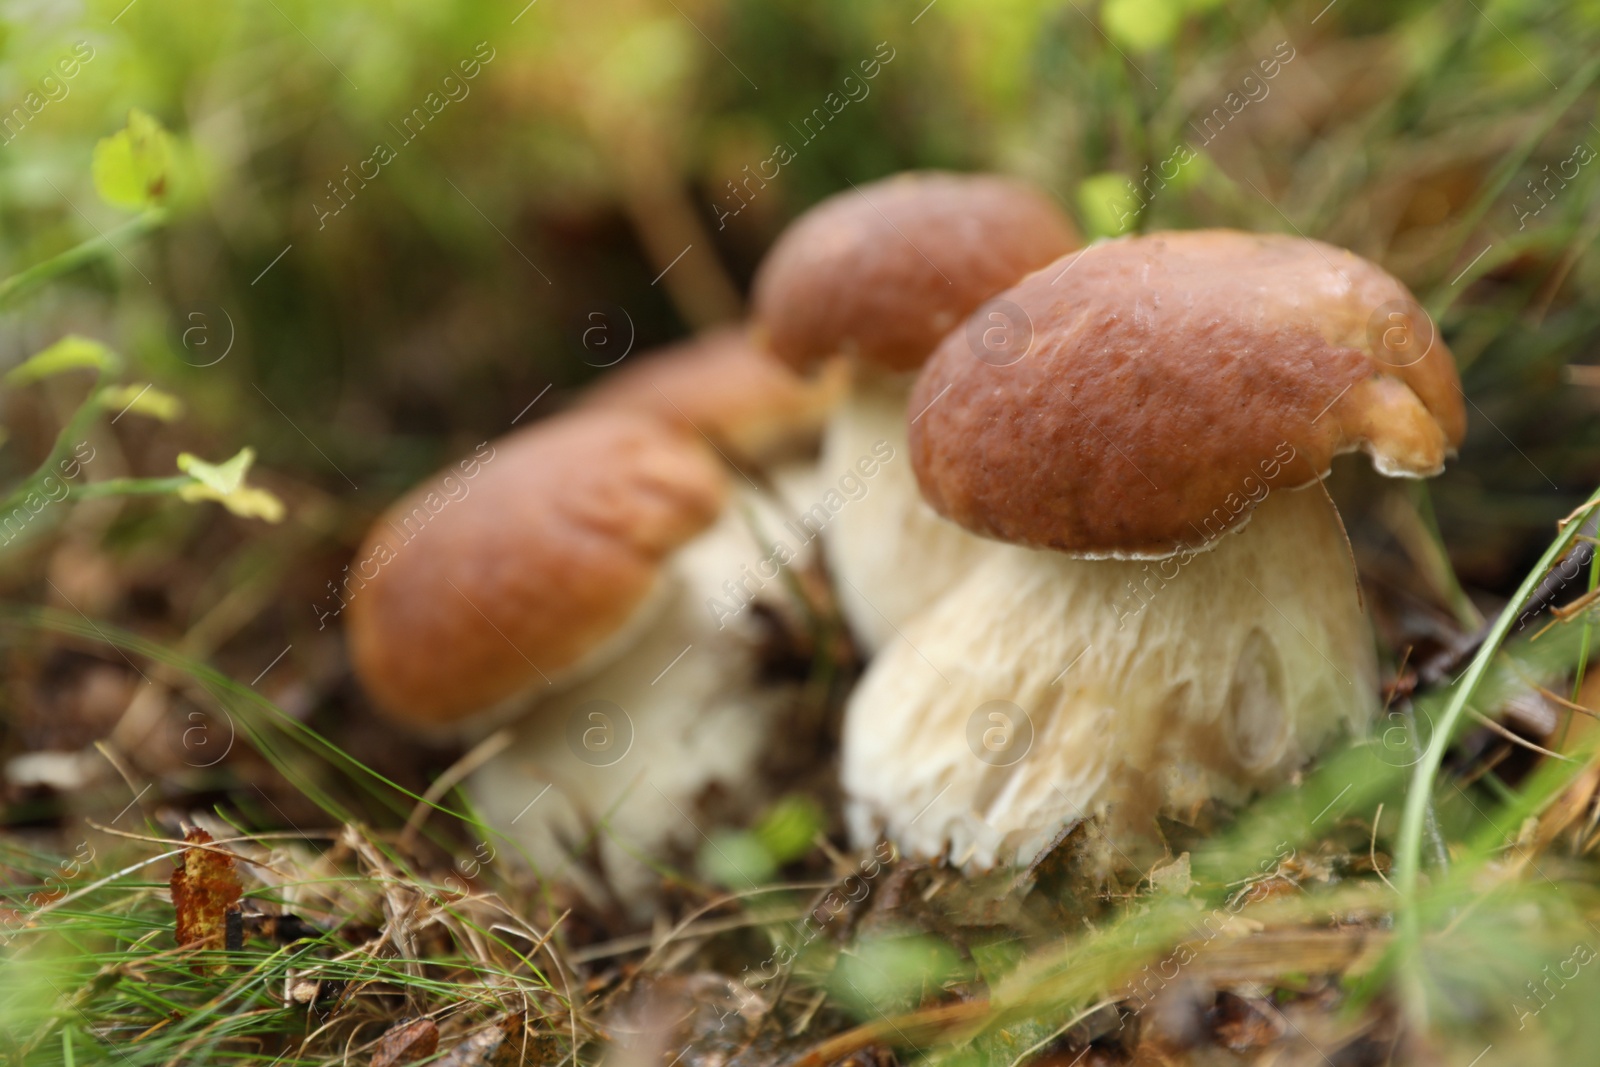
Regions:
[[92, 109, 174, 211], [176, 448, 286, 522], [831, 935, 967, 1016], [6, 335, 120, 387], [177, 448, 254, 495], [755, 795, 824, 865], [697, 829, 776, 888], [99, 384, 184, 423], [1102, 0, 1182, 52]]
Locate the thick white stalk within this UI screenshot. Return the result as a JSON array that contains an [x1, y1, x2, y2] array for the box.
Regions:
[[823, 369, 1001, 653], [470, 480, 816, 912], [842, 485, 1378, 871]]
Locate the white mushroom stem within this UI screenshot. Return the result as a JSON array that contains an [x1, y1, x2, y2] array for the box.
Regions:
[[823, 367, 1002, 653], [841, 484, 1378, 872], [469, 478, 817, 913]]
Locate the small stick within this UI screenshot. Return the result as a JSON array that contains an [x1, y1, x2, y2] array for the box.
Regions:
[[1468, 709, 1573, 762]]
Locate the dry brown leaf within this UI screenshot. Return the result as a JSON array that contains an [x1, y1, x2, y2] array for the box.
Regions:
[[434, 1012, 549, 1067], [371, 1017, 439, 1067], [169, 827, 242, 954]]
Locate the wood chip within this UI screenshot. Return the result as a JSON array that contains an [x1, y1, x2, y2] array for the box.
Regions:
[[371, 1017, 439, 1067]]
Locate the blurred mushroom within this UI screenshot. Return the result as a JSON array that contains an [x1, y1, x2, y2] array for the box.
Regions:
[[346, 407, 821, 907], [577, 323, 849, 650], [580, 324, 846, 470], [750, 171, 1080, 652], [347, 410, 727, 726], [843, 230, 1466, 870]]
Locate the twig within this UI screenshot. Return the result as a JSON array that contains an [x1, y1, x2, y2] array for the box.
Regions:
[[1530, 680, 1600, 719], [567, 908, 810, 964], [1467, 709, 1574, 762], [83, 821, 293, 876], [631, 882, 833, 976], [1371, 803, 1397, 893], [786, 999, 992, 1067]]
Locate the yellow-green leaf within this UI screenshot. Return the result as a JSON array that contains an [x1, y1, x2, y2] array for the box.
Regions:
[[99, 383, 184, 422], [755, 795, 824, 864], [92, 109, 174, 211], [177, 448, 254, 495], [175, 448, 286, 522], [6, 335, 121, 387], [1102, 0, 1181, 52], [178, 481, 285, 522]]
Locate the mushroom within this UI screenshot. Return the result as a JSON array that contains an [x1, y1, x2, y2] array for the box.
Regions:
[[580, 324, 846, 469], [842, 229, 1467, 871], [347, 383, 828, 907], [577, 324, 848, 637], [346, 409, 730, 729], [750, 171, 1080, 652]]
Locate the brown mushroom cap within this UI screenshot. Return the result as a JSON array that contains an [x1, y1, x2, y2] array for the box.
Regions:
[[346, 410, 728, 726], [909, 229, 1468, 558], [581, 326, 845, 461], [751, 171, 1080, 374]]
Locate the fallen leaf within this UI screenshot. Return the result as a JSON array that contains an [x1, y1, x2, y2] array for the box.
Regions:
[[170, 827, 242, 957], [1148, 852, 1193, 896], [435, 1013, 546, 1067], [371, 1017, 439, 1067]]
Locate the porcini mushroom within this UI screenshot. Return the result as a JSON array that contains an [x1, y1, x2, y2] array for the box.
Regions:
[[347, 404, 823, 906], [842, 229, 1467, 870], [577, 324, 848, 639], [750, 171, 1080, 651], [346, 409, 730, 727], [581, 324, 846, 469]]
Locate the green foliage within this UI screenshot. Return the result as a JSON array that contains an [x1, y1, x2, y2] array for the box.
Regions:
[[175, 448, 285, 522], [1100, 0, 1181, 53], [831, 934, 968, 1016], [1077, 171, 1138, 236], [698, 826, 779, 887], [755, 794, 825, 863], [0, 105, 280, 550], [5, 335, 120, 386], [699, 795, 825, 886], [97, 382, 182, 422], [91, 109, 174, 211]]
